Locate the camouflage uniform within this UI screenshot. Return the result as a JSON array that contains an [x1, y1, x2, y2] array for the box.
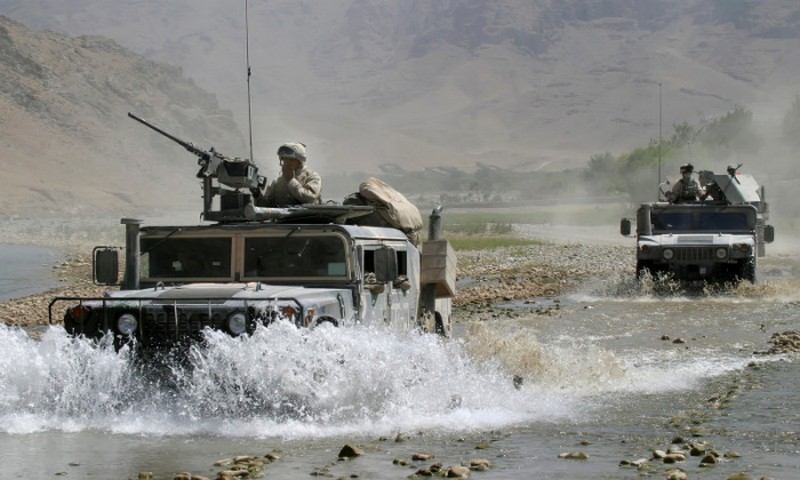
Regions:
[[258, 166, 322, 206], [253, 142, 322, 207], [670, 177, 700, 203]]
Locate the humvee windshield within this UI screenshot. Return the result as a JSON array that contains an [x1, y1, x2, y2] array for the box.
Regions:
[[141, 237, 232, 279], [139, 234, 350, 280], [651, 208, 755, 233], [243, 235, 348, 279]]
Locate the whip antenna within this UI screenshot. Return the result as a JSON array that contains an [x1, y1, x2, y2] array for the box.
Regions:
[[245, 0, 254, 163]]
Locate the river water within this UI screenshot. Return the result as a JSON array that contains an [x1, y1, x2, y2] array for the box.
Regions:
[[0, 245, 63, 301], [0, 249, 799, 479]]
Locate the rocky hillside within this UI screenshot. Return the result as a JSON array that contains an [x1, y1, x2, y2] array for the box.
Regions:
[[1, 1, 800, 214], [0, 15, 245, 216]]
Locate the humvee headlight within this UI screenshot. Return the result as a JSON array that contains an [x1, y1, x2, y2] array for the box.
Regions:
[[735, 243, 750, 253], [662, 248, 674, 260], [227, 312, 248, 336], [70, 305, 91, 322], [715, 248, 728, 259], [117, 313, 138, 335]]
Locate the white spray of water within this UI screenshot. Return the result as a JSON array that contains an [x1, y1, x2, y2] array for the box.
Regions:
[[0, 316, 756, 438], [0, 322, 579, 438]]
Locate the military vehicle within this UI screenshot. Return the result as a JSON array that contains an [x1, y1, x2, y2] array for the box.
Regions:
[[49, 114, 456, 350], [620, 168, 774, 283]]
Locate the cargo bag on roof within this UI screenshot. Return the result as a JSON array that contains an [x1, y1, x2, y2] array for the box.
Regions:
[[344, 177, 423, 245]]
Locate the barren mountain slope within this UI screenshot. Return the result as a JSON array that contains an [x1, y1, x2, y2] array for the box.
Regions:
[[1, 1, 799, 212], [0, 15, 245, 216]]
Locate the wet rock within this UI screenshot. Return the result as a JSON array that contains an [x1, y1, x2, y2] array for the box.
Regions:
[[726, 473, 753, 480], [468, 459, 491, 471], [672, 338, 686, 344], [689, 443, 708, 456], [760, 331, 800, 354], [652, 449, 667, 459], [445, 465, 471, 478], [412, 452, 435, 461], [173, 473, 192, 480], [138, 473, 154, 480], [619, 458, 649, 468], [392, 458, 408, 466], [662, 453, 686, 464], [724, 451, 741, 458], [699, 453, 719, 465], [338, 444, 364, 459], [665, 468, 688, 480], [217, 470, 248, 478], [558, 451, 589, 460], [667, 444, 685, 454], [414, 467, 434, 476], [264, 452, 280, 462]]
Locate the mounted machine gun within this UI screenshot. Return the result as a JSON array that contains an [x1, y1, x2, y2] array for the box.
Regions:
[[128, 112, 266, 222]]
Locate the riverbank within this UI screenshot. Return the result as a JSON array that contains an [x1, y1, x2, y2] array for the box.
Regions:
[[0, 225, 631, 328]]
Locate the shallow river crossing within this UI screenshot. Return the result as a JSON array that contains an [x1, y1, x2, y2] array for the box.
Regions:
[[0, 245, 798, 479]]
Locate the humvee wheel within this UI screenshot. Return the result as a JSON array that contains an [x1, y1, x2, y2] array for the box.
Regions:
[[635, 260, 653, 280], [738, 259, 756, 283], [434, 311, 449, 337]]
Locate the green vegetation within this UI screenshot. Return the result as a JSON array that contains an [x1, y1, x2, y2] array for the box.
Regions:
[[445, 234, 544, 252], [328, 99, 800, 223]]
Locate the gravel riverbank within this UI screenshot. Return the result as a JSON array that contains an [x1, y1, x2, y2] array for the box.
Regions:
[[0, 224, 631, 328]]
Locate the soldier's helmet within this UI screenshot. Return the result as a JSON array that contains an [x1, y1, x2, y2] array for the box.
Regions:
[[679, 163, 694, 173], [277, 142, 307, 162]]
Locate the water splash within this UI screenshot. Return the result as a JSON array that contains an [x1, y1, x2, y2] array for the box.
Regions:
[[0, 322, 579, 438], [572, 268, 800, 303]]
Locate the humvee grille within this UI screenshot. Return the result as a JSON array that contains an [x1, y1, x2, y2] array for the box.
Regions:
[[140, 308, 227, 346], [673, 247, 715, 262]]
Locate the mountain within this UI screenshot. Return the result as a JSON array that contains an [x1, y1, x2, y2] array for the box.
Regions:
[[0, 15, 245, 216], [1, 1, 800, 215]]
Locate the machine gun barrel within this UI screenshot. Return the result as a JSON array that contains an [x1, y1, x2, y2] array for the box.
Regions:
[[127, 112, 209, 162]]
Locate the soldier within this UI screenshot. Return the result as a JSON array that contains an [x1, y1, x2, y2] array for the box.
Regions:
[[668, 163, 700, 203], [698, 170, 726, 203], [252, 142, 322, 207]]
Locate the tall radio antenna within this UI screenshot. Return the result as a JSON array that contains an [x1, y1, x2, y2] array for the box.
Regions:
[[245, 0, 254, 163], [658, 82, 662, 187]]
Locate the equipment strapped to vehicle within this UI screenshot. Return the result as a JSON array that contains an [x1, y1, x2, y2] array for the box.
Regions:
[[354, 177, 423, 232]]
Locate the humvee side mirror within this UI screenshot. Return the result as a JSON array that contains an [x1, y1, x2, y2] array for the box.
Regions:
[[763, 224, 775, 243], [374, 246, 398, 283], [93, 247, 120, 286], [620, 218, 632, 237]]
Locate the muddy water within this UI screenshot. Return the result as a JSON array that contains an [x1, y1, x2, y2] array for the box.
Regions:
[[1, 258, 799, 479]]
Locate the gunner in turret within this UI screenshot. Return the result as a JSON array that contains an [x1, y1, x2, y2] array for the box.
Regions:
[[667, 163, 700, 204], [252, 142, 322, 207]]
